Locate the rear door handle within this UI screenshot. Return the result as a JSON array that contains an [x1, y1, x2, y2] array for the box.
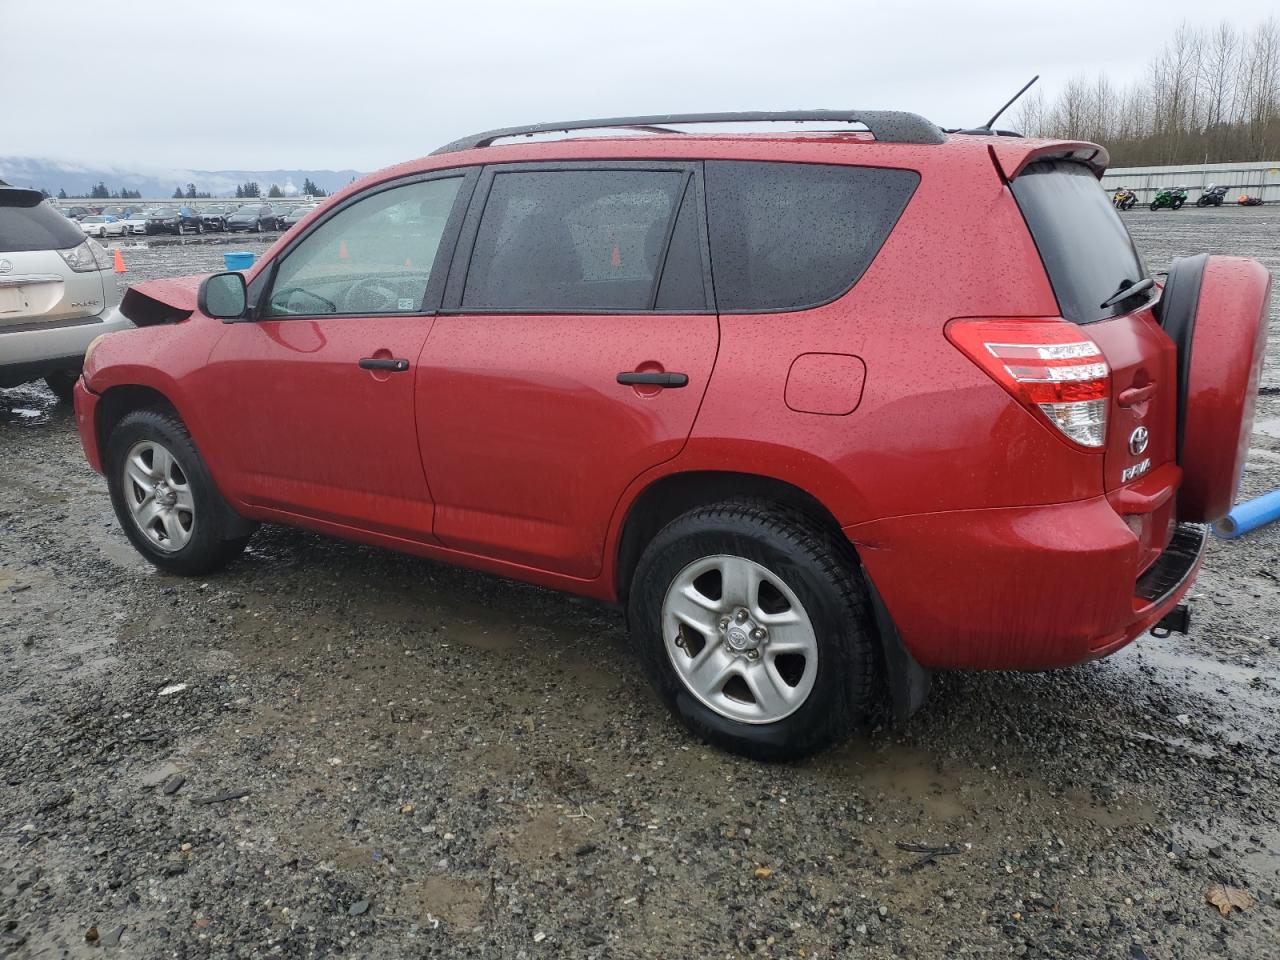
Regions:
[[359, 358, 410, 372], [616, 371, 688, 388], [1118, 382, 1158, 406]]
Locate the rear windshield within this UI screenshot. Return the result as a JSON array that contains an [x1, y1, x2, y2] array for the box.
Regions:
[[0, 197, 86, 252], [704, 161, 919, 312], [1011, 161, 1146, 324]]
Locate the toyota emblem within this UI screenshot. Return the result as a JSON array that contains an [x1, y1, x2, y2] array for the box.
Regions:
[[1128, 425, 1150, 456]]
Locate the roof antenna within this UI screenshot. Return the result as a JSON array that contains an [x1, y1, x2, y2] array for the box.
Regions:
[[982, 75, 1039, 131]]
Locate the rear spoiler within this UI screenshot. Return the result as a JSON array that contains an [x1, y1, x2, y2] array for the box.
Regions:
[[988, 139, 1110, 181]]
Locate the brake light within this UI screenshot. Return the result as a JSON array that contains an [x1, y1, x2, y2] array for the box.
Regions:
[[947, 319, 1110, 448]]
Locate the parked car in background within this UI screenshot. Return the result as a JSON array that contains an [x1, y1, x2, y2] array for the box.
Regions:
[[201, 205, 233, 231], [120, 211, 149, 235], [278, 204, 317, 229], [72, 110, 1272, 760], [61, 206, 92, 220], [0, 188, 128, 400], [145, 208, 182, 235], [224, 204, 277, 233], [177, 206, 204, 235], [78, 215, 128, 238]]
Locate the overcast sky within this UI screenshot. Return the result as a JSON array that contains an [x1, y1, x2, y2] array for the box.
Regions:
[[5, 0, 1278, 173]]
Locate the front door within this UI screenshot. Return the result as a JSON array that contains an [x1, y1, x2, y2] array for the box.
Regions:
[[418, 163, 717, 577], [202, 173, 471, 540]]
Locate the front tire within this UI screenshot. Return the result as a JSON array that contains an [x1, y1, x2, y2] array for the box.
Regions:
[[628, 500, 879, 760], [105, 409, 255, 576], [1173, 198, 1185, 209]]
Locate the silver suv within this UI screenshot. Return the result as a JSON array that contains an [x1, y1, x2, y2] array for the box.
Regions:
[[0, 186, 129, 400]]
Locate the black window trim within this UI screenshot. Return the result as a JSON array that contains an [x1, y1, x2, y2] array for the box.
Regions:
[[702, 158, 921, 316], [247, 167, 480, 323], [439, 160, 715, 316]]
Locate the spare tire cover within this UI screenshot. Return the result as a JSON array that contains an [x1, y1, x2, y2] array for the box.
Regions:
[[1162, 256, 1271, 523]]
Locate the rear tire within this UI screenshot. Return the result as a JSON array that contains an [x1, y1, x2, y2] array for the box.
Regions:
[[105, 409, 255, 576], [627, 500, 879, 760], [1173, 198, 1185, 210], [43, 369, 79, 403], [1149, 201, 1160, 211]]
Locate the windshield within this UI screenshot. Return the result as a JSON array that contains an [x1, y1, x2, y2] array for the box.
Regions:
[[235, 207, 260, 215]]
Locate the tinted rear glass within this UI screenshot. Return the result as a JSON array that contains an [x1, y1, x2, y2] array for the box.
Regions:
[[1010, 161, 1146, 324], [0, 198, 86, 252], [704, 161, 919, 312], [463, 169, 687, 311]]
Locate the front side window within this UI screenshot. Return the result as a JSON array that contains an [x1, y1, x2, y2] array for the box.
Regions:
[[462, 169, 692, 311], [704, 161, 919, 312], [265, 177, 462, 317]]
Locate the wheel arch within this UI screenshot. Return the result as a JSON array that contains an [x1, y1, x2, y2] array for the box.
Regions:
[[614, 470, 846, 604], [95, 383, 180, 458]]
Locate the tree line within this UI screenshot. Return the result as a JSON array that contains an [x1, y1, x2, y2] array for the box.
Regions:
[[234, 178, 328, 199], [1016, 18, 1280, 165]]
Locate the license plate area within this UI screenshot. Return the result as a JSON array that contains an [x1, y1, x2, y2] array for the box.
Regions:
[[0, 285, 29, 316]]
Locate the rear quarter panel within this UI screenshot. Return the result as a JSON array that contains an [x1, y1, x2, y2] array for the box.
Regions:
[[687, 142, 1104, 528]]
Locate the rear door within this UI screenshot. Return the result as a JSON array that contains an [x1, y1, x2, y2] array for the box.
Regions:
[[1011, 161, 1179, 560], [417, 162, 717, 578]]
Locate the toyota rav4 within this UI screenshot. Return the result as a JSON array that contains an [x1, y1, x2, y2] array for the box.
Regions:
[[71, 111, 1272, 759]]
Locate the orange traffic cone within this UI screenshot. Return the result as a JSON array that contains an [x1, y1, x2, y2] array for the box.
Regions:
[[113, 249, 127, 274], [338, 239, 349, 260], [610, 243, 621, 267]]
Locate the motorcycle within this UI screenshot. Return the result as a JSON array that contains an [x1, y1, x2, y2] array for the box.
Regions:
[[1238, 195, 1263, 206], [1112, 188, 1137, 211], [1196, 184, 1228, 207], [1149, 186, 1188, 211]]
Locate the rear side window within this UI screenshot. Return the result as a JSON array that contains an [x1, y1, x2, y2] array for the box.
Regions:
[[462, 170, 692, 311], [1011, 161, 1146, 324], [704, 161, 919, 312], [0, 195, 85, 253]]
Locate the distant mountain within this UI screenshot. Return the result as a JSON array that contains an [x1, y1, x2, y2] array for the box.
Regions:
[[0, 157, 366, 198]]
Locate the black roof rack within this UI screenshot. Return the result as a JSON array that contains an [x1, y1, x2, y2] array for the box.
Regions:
[[430, 110, 946, 155]]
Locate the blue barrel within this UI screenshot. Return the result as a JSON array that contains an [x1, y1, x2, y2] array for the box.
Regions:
[[223, 251, 255, 271]]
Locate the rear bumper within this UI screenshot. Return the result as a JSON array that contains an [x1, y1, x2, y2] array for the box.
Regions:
[[73, 377, 104, 474], [0, 305, 132, 389], [846, 498, 1206, 671]]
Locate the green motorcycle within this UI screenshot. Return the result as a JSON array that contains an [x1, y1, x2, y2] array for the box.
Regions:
[[1149, 186, 1188, 211]]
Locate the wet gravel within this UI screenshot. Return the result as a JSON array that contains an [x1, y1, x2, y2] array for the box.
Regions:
[[1, 209, 1278, 958]]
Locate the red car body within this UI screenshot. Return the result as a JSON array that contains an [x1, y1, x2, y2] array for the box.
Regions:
[[73, 127, 1269, 683]]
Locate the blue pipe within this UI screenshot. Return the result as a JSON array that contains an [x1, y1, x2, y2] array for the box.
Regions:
[[1212, 488, 1280, 539]]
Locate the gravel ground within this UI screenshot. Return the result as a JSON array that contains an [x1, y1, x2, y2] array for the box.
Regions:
[[0, 208, 1278, 959]]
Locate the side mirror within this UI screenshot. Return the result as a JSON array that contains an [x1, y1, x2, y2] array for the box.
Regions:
[[198, 271, 248, 320]]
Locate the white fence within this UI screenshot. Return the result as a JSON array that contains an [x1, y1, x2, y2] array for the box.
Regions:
[[1101, 161, 1280, 203]]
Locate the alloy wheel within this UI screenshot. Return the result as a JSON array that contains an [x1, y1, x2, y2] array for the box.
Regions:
[[122, 440, 196, 552], [662, 554, 818, 724]]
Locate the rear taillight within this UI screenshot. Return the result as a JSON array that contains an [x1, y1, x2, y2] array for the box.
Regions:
[[948, 318, 1110, 448]]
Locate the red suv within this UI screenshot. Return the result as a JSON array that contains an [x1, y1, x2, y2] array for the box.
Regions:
[[72, 111, 1271, 759]]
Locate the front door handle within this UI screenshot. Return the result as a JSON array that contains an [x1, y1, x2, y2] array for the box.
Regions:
[[617, 371, 688, 388], [359, 357, 410, 372]]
